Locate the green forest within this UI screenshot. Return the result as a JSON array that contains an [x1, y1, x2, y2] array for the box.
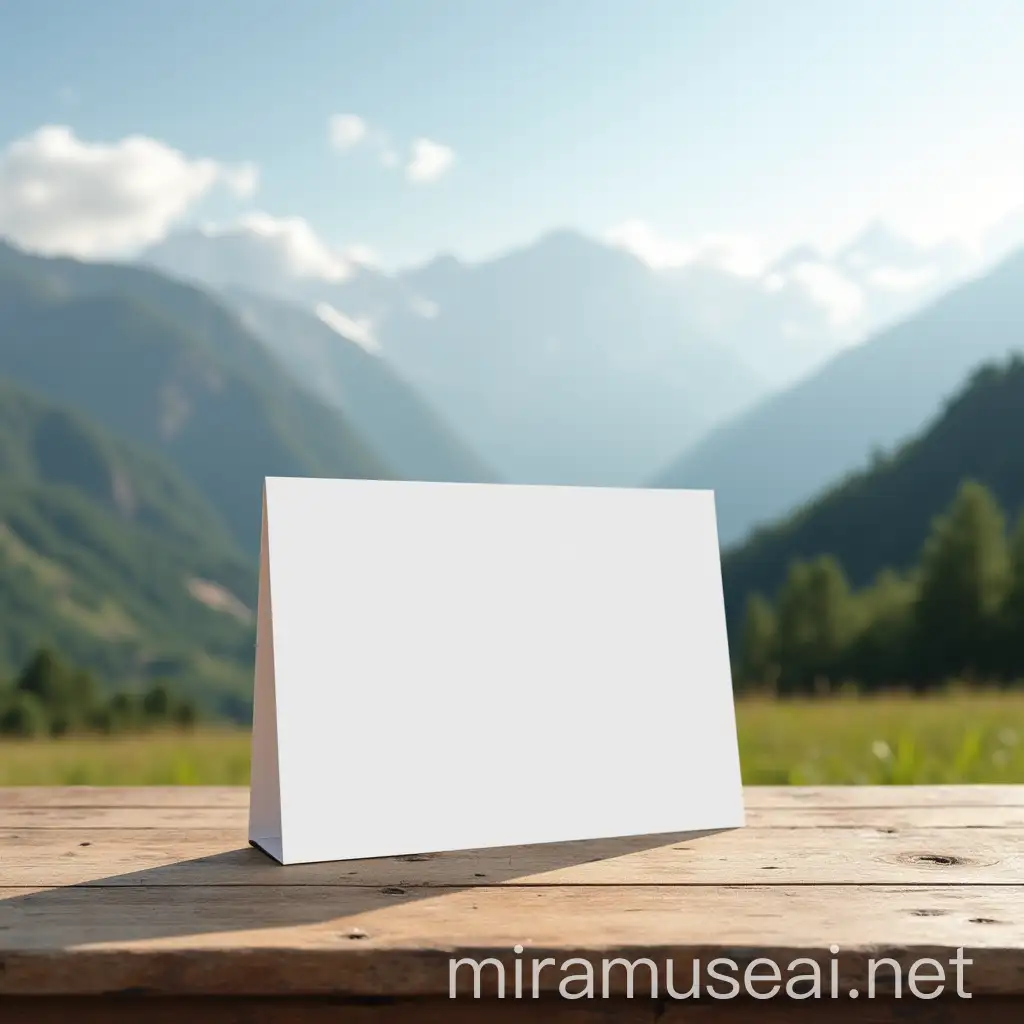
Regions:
[[721, 357, 1024, 624], [0, 647, 201, 738], [735, 479, 1024, 694]]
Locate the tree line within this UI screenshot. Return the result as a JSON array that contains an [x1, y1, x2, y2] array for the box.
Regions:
[[735, 480, 1024, 694], [0, 647, 201, 738]]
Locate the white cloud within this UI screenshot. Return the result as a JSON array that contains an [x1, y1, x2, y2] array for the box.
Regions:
[[787, 261, 865, 326], [604, 220, 691, 269], [328, 114, 367, 151], [604, 219, 766, 277], [0, 125, 256, 258], [315, 302, 381, 353], [142, 214, 381, 300], [865, 265, 935, 293], [222, 162, 260, 199], [690, 235, 767, 278], [328, 119, 454, 181], [605, 216, 968, 334], [406, 138, 455, 183], [232, 212, 354, 281], [345, 242, 380, 268], [409, 296, 439, 319]]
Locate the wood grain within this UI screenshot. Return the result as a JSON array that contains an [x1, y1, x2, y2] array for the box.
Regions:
[[1, 825, 1021, 887], [3, 785, 1024, 809], [6, 804, 1024, 830], [0, 787, 248, 808], [1, 885, 1021, 995], [746, 786, 1024, 808]]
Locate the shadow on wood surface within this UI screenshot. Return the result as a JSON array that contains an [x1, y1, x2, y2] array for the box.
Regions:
[[0, 827, 728, 947]]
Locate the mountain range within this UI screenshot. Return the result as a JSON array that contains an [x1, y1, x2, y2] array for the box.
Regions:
[[2, 219, 1024, 709], [653, 245, 1024, 545], [221, 287, 495, 484], [0, 240, 499, 553], [0, 238, 507, 713], [146, 228, 767, 485], [142, 219, 1001, 486]]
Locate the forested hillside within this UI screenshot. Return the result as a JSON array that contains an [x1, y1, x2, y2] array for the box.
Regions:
[[728, 357, 1024, 694], [0, 376, 256, 715], [723, 356, 1024, 626], [734, 480, 1024, 695], [0, 240, 392, 551]]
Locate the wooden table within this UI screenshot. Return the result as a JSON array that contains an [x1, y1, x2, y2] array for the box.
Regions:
[[2, 786, 1023, 1022]]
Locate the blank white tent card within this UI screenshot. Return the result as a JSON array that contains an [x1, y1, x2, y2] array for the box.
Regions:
[[249, 476, 744, 866]]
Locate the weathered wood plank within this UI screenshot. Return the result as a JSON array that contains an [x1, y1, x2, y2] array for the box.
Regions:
[[0, 787, 248, 808], [6, 804, 1024, 830], [2, 785, 1023, 810], [0, 885, 1021, 995], [748, 786, 1024, 808], [1, 826, 1021, 887], [4, 785, 1024, 1011], [0, 995, 1017, 1024]]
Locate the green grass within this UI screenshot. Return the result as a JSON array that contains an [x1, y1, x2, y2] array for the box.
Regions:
[[738, 687, 1024, 784], [0, 728, 252, 785], [1, 690, 1023, 785]]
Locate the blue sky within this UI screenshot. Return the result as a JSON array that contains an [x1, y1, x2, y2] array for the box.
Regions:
[[2, 0, 1024, 269]]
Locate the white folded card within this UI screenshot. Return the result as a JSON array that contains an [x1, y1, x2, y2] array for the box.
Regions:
[[249, 476, 744, 865]]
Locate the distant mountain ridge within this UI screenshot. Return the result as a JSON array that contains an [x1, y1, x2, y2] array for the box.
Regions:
[[222, 288, 496, 484], [652, 245, 1024, 545], [144, 228, 769, 486], [140, 219, 1008, 488]]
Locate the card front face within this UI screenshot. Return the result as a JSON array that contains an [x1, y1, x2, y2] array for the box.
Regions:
[[263, 477, 743, 864]]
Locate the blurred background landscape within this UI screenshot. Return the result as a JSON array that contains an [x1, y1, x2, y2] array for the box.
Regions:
[[2, 0, 1024, 783]]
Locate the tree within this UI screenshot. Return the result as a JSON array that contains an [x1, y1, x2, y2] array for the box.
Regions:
[[0, 692, 49, 737], [846, 569, 916, 685], [13, 648, 99, 735], [912, 481, 1010, 683], [142, 683, 171, 720], [0, 649, 206, 737], [774, 556, 855, 693], [172, 700, 198, 730], [736, 594, 778, 691], [14, 648, 73, 706], [106, 691, 140, 732], [1000, 513, 1024, 676]]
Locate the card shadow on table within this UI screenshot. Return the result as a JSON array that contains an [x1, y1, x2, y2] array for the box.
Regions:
[[0, 827, 732, 947]]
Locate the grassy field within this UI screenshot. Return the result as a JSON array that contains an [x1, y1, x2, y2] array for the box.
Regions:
[[1, 689, 1023, 785], [0, 728, 253, 785], [736, 688, 1024, 784]]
